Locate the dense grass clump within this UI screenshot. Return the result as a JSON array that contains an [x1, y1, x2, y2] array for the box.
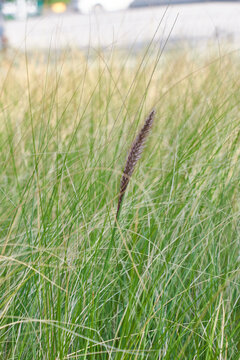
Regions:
[[0, 48, 240, 359]]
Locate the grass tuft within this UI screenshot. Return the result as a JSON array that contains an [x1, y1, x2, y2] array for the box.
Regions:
[[0, 47, 240, 359]]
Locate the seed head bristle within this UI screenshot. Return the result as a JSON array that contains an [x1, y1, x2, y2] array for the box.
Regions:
[[116, 109, 155, 217]]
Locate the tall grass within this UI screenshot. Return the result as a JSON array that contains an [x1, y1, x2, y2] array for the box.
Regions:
[[0, 47, 240, 359]]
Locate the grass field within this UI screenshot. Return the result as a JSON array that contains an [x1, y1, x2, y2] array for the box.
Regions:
[[0, 46, 240, 359]]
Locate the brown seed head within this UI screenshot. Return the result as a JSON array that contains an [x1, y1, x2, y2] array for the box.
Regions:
[[116, 109, 155, 217]]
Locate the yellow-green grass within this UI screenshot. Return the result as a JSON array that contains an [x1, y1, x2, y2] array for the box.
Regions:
[[0, 47, 240, 359]]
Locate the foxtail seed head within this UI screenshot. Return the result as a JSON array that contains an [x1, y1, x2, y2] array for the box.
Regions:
[[116, 109, 155, 217]]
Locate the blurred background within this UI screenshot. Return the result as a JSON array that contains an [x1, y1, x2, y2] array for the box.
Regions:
[[0, 0, 240, 51]]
